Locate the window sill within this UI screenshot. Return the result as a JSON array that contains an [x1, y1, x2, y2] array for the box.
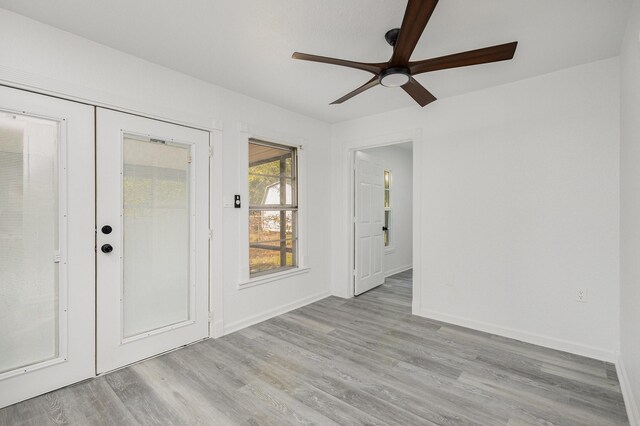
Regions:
[[385, 247, 396, 254], [238, 266, 310, 290]]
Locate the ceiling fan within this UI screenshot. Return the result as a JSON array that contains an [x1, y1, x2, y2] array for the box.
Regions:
[[292, 0, 518, 107]]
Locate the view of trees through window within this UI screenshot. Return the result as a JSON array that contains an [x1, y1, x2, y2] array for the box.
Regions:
[[248, 140, 297, 276]]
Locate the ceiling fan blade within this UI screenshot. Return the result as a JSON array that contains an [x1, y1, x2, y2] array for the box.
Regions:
[[292, 52, 384, 74], [390, 0, 439, 66], [330, 77, 380, 105], [409, 41, 518, 75], [401, 78, 437, 107]]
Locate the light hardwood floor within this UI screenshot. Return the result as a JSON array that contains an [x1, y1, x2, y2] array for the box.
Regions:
[[0, 270, 629, 425]]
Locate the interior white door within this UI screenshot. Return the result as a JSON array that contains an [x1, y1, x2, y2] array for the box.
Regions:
[[96, 108, 209, 373], [0, 86, 95, 408], [354, 151, 385, 295]]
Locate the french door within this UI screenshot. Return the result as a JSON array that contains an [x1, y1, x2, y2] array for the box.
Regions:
[[0, 90, 210, 407], [96, 109, 209, 373], [0, 86, 95, 408]]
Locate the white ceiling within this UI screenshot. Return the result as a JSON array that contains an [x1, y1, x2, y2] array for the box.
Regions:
[[0, 0, 631, 123]]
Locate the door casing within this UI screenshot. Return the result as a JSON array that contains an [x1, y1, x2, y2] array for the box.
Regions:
[[346, 130, 421, 313]]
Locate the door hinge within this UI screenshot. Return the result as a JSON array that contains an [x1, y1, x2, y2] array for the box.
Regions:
[[53, 251, 61, 263], [208, 229, 213, 240], [209, 146, 213, 157], [353, 269, 357, 276]]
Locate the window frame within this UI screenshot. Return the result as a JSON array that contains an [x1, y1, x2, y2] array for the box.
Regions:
[[248, 138, 298, 278], [237, 124, 309, 289]]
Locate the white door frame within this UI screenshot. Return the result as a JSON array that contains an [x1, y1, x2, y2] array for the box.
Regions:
[[346, 129, 422, 313], [209, 125, 225, 338]]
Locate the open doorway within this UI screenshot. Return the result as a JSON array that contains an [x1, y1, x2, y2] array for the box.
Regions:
[[353, 142, 413, 301]]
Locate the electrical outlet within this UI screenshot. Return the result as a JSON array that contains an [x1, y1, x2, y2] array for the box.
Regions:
[[576, 288, 587, 303]]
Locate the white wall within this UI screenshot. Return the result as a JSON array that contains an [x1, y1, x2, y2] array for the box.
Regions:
[[0, 9, 332, 335], [619, 0, 640, 422], [361, 144, 413, 276], [332, 58, 621, 361]]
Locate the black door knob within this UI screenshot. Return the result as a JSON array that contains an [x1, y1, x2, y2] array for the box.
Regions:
[[101, 244, 113, 253], [101, 225, 112, 234], [382, 226, 388, 231]]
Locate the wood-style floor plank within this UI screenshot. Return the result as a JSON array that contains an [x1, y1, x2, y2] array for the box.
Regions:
[[0, 269, 629, 425]]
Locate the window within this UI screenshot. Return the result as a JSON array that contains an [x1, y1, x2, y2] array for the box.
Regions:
[[248, 139, 298, 276], [384, 170, 391, 247]]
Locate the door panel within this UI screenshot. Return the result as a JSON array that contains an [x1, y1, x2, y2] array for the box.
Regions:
[[0, 86, 94, 408], [354, 151, 385, 295], [373, 235, 383, 275], [359, 236, 369, 279], [96, 108, 209, 373]]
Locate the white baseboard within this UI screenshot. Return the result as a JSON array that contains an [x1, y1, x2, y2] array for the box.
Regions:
[[223, 291, 331, 335], [385, 264, 413, 278], [617, 354, 640, 426], [419, 308, 617, 362], [211, 320, 224, 339], [331, 288, 350, 299], [411, 300, 421, 316]]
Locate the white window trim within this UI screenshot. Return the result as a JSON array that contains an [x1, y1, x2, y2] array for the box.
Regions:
[[238, 266, 310, 289], [237, 122, 308, 289]]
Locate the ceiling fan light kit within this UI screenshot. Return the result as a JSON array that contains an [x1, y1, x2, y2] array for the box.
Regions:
[[292, 0, 518, 107], [379, 67, 411, 87]]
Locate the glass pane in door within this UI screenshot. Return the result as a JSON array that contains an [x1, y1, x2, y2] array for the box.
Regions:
[[0, 112, 59, 374], [122, 135, 191, 338]]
